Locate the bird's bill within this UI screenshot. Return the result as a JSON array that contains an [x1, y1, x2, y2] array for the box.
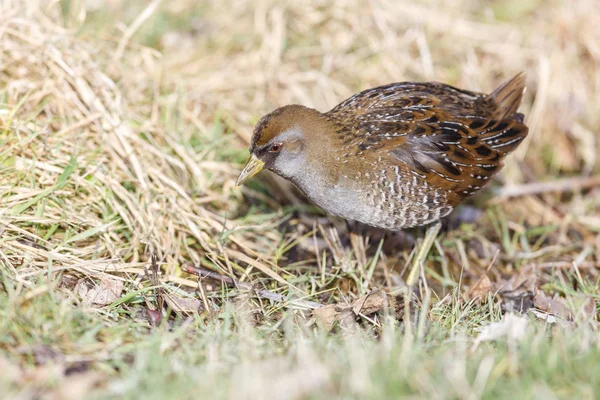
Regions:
[[235, 155, 265, 188]]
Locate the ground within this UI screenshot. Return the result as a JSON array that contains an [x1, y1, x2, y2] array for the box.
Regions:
[[0, 0, 599, 399]]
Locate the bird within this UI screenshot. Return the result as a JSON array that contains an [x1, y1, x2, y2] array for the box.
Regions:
[[236, 73, 528, 234]]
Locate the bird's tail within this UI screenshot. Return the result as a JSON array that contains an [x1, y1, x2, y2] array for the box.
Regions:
[[489, 72, 527, 120]]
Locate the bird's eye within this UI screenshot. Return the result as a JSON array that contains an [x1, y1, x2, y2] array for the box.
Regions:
[[269, 143, 282, 153]]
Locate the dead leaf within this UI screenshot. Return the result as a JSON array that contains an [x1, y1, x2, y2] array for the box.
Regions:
[[312, 305, 339, 330], [468, 275, 493, 302], [312, 305, 356, 331], [164, 294, 202, 314], [533, 291, 572, 320], [496, 265, 538, 313], [351, 289, 391, 315], [312, 289, 394, 331], [497, 265, 537, 295], [532, 290, 551, 310], [76, 277, 123, 306]]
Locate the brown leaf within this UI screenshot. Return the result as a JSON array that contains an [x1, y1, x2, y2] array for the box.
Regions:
[[312, 305, 356, 331], [351, 289, 392, 315], [164, 294, 202, 314], [497, 265, 538, 295], [532, 290, 550, 309], [312, 304, 340, 330], [534, 291, 598, 322], [468, 275, 493, 302], [312, 289, 394, 331], [533, 291, 572, 320], [75, 277, 123, 306], [496, 265, 538, 313]]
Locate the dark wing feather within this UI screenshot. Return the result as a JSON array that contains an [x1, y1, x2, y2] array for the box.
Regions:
[[383, 111, 528, 204], [328, 74, 526, 122], [329, 81, 489, 122]]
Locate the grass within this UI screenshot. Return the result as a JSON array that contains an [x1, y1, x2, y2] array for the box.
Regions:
[[1, 277, 598, 399], [0, 0, 599, 398]]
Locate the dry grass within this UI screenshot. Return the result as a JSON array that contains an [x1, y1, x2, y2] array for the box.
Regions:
[[0, 0, 599, 397]]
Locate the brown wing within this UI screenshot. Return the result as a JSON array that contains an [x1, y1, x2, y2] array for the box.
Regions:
[[328, 75, 528, 205], [379, 110, 528, 205], [329, 81, 489, 125], [328, 74, 526, 128]]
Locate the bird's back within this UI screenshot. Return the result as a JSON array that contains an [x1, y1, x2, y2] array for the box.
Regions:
[[321, 74, 529, 229]]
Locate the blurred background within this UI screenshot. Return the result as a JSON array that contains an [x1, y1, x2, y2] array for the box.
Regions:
[[76, 0, 598, 179]]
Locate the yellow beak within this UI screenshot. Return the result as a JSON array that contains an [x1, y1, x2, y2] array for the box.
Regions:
[[235, 155, 265, 188]]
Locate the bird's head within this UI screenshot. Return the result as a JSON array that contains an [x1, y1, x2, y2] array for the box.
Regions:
[[236, 105, 332, 187]]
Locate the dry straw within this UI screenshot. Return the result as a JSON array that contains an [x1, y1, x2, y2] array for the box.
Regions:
[[0, 0, 598, 313]]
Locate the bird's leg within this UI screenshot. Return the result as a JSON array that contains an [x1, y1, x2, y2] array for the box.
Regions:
[[405, 221, 442, 287]]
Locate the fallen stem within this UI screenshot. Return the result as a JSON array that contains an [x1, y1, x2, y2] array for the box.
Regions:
[[534, 261, 600, 269], [182, 264, 323, 309], [494, 176, 600, 200]]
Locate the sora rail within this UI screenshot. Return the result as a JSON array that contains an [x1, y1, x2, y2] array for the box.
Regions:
[[236, 74, 528, 231]]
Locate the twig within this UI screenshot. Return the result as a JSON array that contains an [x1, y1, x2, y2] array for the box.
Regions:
[[182, 263, 237, 286], [182, 264, 323, 309], [494, 176, 600, 200], [534, 261, 600, 269]]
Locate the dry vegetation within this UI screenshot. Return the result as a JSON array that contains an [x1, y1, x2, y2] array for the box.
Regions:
[[0, 0, 599, 398]]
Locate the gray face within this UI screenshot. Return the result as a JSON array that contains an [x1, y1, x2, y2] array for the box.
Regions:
[[255, 127, 306, 180]]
